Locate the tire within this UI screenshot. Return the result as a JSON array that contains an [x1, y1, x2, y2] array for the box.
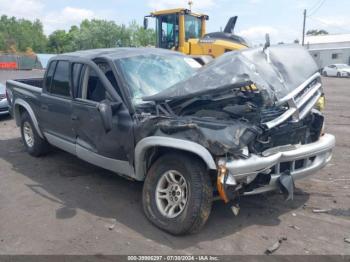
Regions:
[[142, 152, 213, 235], [322, 71, 327, 77], [337, 72, 341, 78], [20, 111, 49, 157]]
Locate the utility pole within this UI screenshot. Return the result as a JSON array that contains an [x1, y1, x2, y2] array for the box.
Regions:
[[302, 9, 307, 46]]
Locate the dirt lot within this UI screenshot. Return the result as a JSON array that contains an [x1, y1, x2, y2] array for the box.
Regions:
[[0, 71, 349, 255]]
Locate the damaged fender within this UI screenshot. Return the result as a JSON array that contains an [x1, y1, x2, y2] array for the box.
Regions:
[[134, 136, 217, 181]]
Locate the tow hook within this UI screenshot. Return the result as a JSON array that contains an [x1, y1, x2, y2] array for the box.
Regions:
[[278, 170, 295, 201], [231, 203, 240, 216]]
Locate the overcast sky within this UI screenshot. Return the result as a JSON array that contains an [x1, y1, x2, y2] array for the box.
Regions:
[[0, 0, 349, 45]]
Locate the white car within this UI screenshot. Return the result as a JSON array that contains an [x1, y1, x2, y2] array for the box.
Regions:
[[0, 83, 9, 115], [322, 64, 350, 77]]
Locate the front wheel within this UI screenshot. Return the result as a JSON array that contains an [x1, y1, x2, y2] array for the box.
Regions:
[[337, 72, 341, 78], [142, 153, 213, 235]]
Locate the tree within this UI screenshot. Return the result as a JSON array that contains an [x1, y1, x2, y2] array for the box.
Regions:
[[129, 20, 156, 47], [48, 30, 70, 53], [0, 15, 156, 54], [306, 29, 329, 36], [0, 15, 47, 53]]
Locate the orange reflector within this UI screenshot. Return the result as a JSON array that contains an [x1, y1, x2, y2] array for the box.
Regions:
[[217, 165, 229, 203]]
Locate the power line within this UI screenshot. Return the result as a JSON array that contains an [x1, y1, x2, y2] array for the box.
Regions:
[[308, 0, 326, 17], [308, 16, 350, 34], [308, 0, 323, 13]]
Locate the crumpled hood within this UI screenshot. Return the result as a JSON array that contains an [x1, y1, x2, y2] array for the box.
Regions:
[[143, 44, 319, 104]]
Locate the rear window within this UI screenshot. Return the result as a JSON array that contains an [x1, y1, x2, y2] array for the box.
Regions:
[[50, 61, 70, 97]]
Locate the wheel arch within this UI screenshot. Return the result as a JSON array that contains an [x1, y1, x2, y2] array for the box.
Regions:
[[14, 99, 44, 138], [134, 136, 217, 181]]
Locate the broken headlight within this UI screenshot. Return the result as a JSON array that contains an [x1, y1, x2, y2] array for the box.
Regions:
[[315, 94, 325, 112]]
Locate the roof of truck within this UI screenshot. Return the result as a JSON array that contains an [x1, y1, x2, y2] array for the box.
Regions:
[[55, 47, 184, 61]]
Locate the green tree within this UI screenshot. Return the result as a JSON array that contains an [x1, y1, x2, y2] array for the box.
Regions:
[[129, 20, 156, 47], [48, 30, 70, 53], [0, 15, 47, 53], [306, 29, 329, 36], [0, 15, 156, 54]]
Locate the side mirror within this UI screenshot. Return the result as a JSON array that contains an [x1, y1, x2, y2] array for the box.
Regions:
[[143, 17, 148, 30], [263, 33, 270, 51], [98, 100, 113, 133]]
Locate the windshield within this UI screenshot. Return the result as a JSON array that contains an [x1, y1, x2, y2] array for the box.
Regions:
[[116, 54, 201, 105]]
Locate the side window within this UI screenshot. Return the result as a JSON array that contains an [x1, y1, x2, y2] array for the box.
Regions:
[[81, 67, 108, 103], [185, 15, 202, 41], [50, 61, 70, 97], [80, 63, 121, 103], [45, 61, 56, 91]]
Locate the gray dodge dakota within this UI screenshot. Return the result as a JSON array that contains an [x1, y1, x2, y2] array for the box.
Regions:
[[6, 45, 335, 235]]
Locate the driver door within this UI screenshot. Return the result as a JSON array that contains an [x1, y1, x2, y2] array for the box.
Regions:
[[71, 62, 135, 177]]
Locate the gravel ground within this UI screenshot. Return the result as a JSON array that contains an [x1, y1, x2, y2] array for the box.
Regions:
[[0, 70, 349, 255]]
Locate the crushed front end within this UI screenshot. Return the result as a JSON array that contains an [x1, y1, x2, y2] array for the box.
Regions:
[[140, 44, 335, 203], [216, 71, 335, 202]]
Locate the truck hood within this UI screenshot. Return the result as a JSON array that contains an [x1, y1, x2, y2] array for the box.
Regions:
[[143, 44, 319, 104]]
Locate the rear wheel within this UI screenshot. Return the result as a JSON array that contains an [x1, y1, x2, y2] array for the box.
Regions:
[[20, 111, 49, 157], [142, 153, 213, 235]]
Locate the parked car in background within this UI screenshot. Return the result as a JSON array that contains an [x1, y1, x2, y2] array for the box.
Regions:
[[322, 64, 350, 77], [0, 83, 9, 115]]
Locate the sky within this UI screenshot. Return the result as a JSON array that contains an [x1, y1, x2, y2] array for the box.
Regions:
[[0, 0, 349, 45]]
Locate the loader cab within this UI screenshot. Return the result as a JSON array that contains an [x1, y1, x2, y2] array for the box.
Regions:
[[144, 8, 248, 59], [145, 8, 208, 53]]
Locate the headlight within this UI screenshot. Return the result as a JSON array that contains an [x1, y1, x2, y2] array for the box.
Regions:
[[6, 88, 13, 104], [315, 94, 325, 112]]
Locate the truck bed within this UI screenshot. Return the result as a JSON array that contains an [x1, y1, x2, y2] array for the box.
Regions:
[[15, 78, 43, 89], [6, 78, 44, 125]]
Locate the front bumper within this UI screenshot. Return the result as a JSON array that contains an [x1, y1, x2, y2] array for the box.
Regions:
[[0, 98, 9, 115], [218, 133, 335, 196], [340, 71, 350, 77]]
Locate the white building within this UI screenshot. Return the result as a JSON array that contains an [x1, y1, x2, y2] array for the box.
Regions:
[[305, 34, 350, 68]]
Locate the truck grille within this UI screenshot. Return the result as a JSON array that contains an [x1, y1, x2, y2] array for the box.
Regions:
[[271, 156, 316, 175], [263, 73, 323, 129]]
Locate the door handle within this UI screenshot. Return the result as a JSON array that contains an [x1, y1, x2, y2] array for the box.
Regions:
[[71, 115, 79, 121], [41, 105, 48, 110]]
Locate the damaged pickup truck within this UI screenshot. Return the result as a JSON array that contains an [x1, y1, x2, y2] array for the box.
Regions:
[[6, 45, 335, 235]]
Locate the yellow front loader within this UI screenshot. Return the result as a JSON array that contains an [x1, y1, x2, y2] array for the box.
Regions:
[[144, 8, 248, 63]]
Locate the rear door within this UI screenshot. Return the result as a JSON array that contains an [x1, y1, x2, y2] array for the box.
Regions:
[[71, 62, 135, 177], [40, 60, 75, 153]]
